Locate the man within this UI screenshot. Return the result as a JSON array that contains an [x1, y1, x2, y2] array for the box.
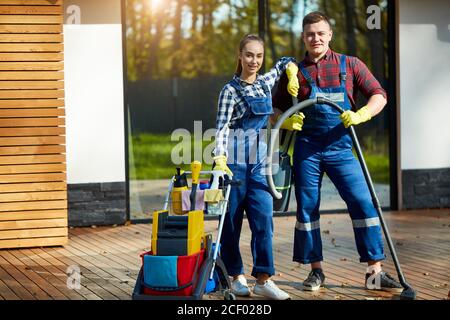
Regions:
[[272, 11, 403, 293]]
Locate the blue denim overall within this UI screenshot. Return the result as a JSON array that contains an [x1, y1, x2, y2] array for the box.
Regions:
[[221, 78, 275, 278], [293, 55, 385, 264]]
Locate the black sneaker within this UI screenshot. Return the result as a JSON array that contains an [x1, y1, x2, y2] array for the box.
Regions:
[[365, 272, 403, 293], [302, 269, 326, 291]]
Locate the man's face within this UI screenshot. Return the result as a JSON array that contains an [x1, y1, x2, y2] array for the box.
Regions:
[[302, 20, 333, 58]]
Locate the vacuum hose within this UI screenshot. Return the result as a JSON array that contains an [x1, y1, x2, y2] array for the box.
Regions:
[[266, 97, 416, 300], [267, 98, 318, 200]]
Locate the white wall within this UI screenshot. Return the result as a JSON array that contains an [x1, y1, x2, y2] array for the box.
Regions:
[[64, 0, 125, 183], [399, 0, 450, 170]]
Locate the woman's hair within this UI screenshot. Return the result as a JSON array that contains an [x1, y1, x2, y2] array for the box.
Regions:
[[235, 34, 264, 76]]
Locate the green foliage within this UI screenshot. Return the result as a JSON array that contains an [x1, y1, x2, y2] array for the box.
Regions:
[[126, 0, 388, 81], [125, 0, 259, 81]]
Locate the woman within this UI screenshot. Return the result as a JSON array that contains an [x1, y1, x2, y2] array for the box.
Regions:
[[213, 34, 302, 300]]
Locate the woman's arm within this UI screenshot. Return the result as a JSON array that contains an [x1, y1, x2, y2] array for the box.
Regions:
[[262, 57, 296, 89], [213, 86, 235, 157]]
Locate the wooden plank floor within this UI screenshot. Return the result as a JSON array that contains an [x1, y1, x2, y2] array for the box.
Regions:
[[0, 209, 448, 300]]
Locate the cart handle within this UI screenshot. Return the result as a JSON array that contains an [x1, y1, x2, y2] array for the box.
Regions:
[[163, 170, 232, 211], [181, 170, 232, 180]]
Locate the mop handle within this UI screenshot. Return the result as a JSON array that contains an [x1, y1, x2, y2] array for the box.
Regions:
[[266, 97, 412, 291], [277, 96, 300, 156]]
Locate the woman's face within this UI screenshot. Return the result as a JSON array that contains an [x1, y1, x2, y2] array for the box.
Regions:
[[239, 41, 264, 77]]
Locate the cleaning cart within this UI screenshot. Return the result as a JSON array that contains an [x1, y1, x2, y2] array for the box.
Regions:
[[132, 161, 236, 300]]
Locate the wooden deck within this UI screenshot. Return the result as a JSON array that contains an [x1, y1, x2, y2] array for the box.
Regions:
[[0, 209, 448, 300]]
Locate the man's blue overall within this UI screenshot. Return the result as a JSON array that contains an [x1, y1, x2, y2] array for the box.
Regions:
[[293, 55, 385, 264], [221, 78, 275, 278]]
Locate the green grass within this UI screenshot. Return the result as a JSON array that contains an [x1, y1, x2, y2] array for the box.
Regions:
[[130, 133, 389, 183], [129, 133, 212, 180], [363, 154, 390, 184], [359, 133, 390, 184]]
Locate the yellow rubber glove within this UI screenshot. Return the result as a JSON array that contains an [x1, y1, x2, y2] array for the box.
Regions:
[[213, 155, 233, 177], [280, 113, 305, 131], [286, 62, 299, 97], [340, 106, 372, 128]]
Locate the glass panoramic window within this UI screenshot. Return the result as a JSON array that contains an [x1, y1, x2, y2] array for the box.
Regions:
[[124, 0, 259, 219], [124, 0, 392, 220], [262, 0, 391, 211]]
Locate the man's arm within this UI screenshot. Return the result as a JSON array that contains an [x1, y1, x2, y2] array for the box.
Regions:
[[352, 56, 387, 114], [262, 57, 296, 90], [365, 93, 387, 117], [340, 57, 388, 128]]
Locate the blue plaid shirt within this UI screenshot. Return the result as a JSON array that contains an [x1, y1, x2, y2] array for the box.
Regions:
[[214, 57, 295, 157]]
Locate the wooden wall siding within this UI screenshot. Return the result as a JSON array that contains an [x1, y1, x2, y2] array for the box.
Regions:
[[0, 0, 67, 249]]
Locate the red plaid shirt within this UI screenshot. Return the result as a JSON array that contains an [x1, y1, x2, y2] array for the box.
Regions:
[[273, 49, 387, 112]]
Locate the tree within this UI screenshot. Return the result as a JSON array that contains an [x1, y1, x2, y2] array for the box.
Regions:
[[344, 0, 357, 56], [172, 0, 184, 77], [266, 1, 277, 62], [363, 0, 385, 83]]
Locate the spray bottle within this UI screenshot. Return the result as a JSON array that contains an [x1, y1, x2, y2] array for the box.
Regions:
[[171, 167, 188, 215]]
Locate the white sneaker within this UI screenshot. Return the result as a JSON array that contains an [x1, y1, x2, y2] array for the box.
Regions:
[[253, 279, 291, 300], [231, 276, 251, 296]]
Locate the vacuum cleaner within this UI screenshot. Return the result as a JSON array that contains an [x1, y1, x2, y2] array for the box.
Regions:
[[266, 97, 416, 300]]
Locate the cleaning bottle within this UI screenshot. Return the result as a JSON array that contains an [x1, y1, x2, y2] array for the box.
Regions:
[[205, 170, 224, 215], [171, 167, 188, 215]]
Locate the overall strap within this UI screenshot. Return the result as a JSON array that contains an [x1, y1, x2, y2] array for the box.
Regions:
[[228, 78, 243, 93], [261, 81, 271, 96], [229, 77, 271, 99], [339, 55, 347, 88], [299, 61, 315, 87]]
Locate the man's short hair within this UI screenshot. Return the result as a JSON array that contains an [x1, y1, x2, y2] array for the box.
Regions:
[[302, 11, 332, 30]]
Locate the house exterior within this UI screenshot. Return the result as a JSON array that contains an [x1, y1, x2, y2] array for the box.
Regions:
[[0, 0, 448, 249], [0, 0, 67, 248], [397, 0, 450, 209]]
